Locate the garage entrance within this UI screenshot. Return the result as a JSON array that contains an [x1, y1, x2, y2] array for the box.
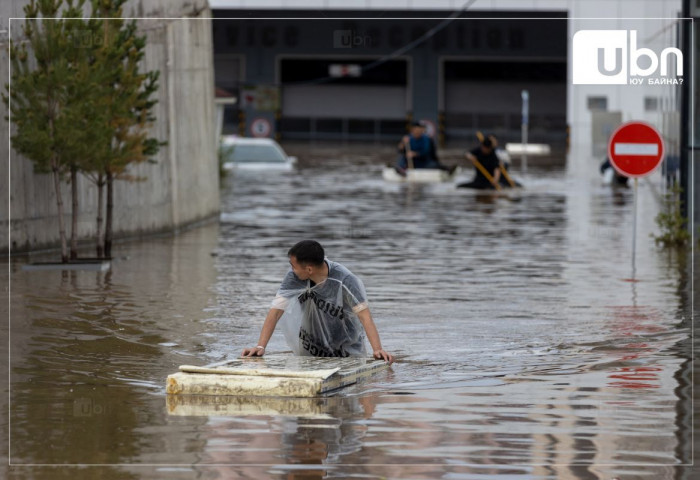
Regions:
[[279, 58, 409, 142], [441, 59, 567, 149]]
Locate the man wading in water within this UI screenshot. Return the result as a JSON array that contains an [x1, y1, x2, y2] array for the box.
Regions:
[[242, 240, 394, 364]]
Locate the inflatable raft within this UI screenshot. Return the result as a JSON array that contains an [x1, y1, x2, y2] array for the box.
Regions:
[[382, 166, 459, 183]]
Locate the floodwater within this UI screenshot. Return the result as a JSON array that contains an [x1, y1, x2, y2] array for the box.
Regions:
[[3, 146, 695, 479]]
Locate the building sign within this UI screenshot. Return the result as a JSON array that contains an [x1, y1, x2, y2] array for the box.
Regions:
[[214, 15, 567, 57], [241, 85, 280, 111], [329, 64, 362, 77], [250, 118, 272, 138]]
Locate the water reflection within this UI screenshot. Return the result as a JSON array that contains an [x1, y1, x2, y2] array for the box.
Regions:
[[4, 146, 693, 479], [8, 225, 219, 470]]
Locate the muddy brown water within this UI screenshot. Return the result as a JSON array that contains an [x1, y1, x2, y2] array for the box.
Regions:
[[3, 148, 695, 479]]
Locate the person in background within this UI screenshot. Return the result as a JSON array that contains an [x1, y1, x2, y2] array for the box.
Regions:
[[394, 122, 456, 175], [457, 137, 502, 189], [486, 134, 521, 188], [600, 157, 629, 187]]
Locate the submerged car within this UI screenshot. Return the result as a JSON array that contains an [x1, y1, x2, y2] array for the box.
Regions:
[[220, 137, 297, 171]]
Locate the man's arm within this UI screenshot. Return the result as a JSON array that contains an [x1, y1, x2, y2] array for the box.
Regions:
[[356, 308, 394, 364], [241, 308, 284, 357]]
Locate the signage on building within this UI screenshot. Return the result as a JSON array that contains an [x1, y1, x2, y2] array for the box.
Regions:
[[329, 64, 362, 77], [250, 118, 272, 138], [241, 85, 280, 112]]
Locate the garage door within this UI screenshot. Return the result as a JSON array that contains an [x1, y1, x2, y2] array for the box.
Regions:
[[442, 60, 566, 148], [279, 58, 408, 141]]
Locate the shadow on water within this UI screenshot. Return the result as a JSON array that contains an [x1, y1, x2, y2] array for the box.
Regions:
[[3, 147, 695, 479]]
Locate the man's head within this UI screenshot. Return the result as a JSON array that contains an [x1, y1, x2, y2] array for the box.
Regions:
[[410, 121, 424, 138], [288, 240, 325, 280], [480, 137, 494, 154]]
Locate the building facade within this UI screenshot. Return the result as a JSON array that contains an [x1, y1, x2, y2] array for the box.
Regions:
[[210, 0, 685, 161]]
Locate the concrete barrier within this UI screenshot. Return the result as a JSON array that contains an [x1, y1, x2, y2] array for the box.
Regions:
[[0, 0, 220, 253]]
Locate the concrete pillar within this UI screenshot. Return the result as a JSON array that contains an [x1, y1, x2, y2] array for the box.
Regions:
[[410, 50, 440, 134]]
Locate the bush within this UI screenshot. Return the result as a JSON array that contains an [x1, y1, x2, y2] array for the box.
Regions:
[[653, 185, 690, 248]]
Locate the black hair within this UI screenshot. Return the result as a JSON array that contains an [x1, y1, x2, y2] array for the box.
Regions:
[[288, 240, 325, 266], [481, 138, 493, 148], [410, 121, 423, 128]]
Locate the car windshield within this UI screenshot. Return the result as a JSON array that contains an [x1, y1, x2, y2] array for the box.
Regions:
[[225, 143, 287, 163]]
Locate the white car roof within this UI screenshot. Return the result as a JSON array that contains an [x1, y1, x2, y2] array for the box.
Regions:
[[221, 136, 278, 146]]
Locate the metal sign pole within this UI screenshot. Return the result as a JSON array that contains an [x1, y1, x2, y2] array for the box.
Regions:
[[521, 90, 529, 175], [632, 178, 638, 274]]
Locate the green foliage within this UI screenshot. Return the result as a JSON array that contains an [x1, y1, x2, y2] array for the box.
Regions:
[[87, 0, 163, 181], [5, 0, 163, 258], [653, 184, 690, 248], [5, 0, 163, 179], [4, 0, 90, 176]]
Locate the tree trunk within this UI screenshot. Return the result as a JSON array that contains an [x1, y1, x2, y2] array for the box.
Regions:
[[52, 163, 68, 263], [96, 174, 104, 258], [105, 171, 113, 258], [70, 166, 78, 260]]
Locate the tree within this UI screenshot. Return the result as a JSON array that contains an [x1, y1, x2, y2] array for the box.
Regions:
[[5, 0, 89, 262], [5, 0, 161, 260], [90, 0, 162, 258], [60, 4, 113, 259]]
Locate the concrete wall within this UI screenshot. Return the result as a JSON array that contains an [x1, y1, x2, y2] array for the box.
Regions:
[[0, 0, 219, 253]]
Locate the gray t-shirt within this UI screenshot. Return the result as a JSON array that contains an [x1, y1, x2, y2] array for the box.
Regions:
[[273, 259, 368, 357]]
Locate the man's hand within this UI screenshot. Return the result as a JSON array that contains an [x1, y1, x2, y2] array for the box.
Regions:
[[241, 346, 265, 357], [373, 349, 394, 364]]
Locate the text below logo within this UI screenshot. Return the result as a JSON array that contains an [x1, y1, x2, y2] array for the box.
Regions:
[[573, 30, 683, 85]]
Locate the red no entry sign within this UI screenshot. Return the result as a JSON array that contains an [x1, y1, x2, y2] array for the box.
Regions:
[[608, 122, 664, 178]]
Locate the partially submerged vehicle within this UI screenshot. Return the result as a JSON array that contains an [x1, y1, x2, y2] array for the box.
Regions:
[[220, 136, 297, 171]]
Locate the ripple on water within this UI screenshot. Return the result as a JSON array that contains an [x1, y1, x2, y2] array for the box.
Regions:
[[8, 156, 691, 474]]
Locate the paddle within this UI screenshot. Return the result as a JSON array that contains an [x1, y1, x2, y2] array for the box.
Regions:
[[469, 156, 502, 191], [476, 131, 518, 188], [467, 131, 502, 191]]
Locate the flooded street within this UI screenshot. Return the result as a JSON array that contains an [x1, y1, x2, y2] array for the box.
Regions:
[[3, 147, 694, 479]]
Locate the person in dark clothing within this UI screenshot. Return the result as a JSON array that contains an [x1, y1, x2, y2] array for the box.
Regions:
[[483, 133, 522, 188], [457, 138, 502, 189], [600, 157, 629, 187], [395, 122, 456, 174]]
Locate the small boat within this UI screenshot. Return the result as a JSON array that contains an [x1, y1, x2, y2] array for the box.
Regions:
[[166, 354, 389, 398], [382, 166, 460, 183]]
